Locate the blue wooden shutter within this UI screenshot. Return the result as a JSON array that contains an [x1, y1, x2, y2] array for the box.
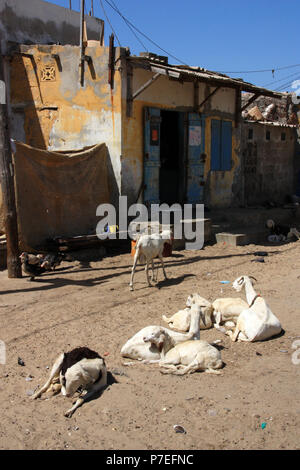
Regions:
[[186, 113, 205, 203], [221, 120, 232, 171], [211, 119, 221, 170], [143, 107, 161, 205]]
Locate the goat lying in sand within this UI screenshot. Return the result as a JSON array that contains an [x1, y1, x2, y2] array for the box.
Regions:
[[129, 229, 172, 291], [211, 297, 249, 329], [121, 305, 202, 363], [226, 276, 282, 342], [31, 347, 107, 417], [163, 295, 214, 331], [163, 293, 248, 332], [143, 328, 223, 375]]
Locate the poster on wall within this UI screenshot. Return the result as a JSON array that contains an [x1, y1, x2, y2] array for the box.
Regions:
[[189, 126, 201, 146]]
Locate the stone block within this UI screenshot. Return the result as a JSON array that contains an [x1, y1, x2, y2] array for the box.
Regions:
[[215, 232, 249, 246]]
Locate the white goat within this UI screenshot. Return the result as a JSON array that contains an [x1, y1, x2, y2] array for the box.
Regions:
[[211, 297, 249, 329], [144, 329, 223, 375], [120, 304, 202, 363], [163, 293, 248, 332], [31, 347, 107, 417], [129, 229, 172, 291], [163, 295, 213, 331], [227, 276, 282, 342]]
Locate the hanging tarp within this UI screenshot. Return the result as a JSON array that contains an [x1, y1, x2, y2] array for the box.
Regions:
[[7, 141, 110, 250]]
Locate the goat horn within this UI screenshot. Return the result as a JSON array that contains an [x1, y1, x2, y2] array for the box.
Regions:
[[249, 276, 257, 282]]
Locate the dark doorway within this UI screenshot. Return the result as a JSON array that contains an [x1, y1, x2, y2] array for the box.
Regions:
[[159, 110, 184, 205]]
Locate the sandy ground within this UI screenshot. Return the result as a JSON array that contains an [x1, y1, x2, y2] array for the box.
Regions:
[[0, 239, 300, 450]]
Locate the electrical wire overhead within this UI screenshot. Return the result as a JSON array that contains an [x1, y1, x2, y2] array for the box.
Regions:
[[109, 0, 148, 52], [262, 70, 300, 88], [103, 0, 187, 65], [274, 76, 300, 92], [99, 0, 121, 46], [217, 63, 300, 74]]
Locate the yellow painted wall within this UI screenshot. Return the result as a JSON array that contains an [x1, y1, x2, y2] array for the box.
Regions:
[[9, 44, 123, 200], [9, 48, 242, 209], [121, 68, 239, 207]]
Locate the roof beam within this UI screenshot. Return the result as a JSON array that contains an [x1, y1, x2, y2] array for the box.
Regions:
[[235, 86, 242, 128], [131, 72, 161, 101], [198, 86, 221, 109], [241, 93, 261, 112]]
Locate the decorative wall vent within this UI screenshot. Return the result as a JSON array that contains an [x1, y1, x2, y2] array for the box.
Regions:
[[41, 65, 56, 81]]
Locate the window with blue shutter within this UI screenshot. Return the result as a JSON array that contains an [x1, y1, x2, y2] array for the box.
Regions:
[[211, 119, 232, 171]]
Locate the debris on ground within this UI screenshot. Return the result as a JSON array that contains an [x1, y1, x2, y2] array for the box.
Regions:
[[173, 425, 186, 434]]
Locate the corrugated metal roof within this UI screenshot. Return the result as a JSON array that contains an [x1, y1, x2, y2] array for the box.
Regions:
[[129, 55, 284, 98], [244, 119, 297, 128]]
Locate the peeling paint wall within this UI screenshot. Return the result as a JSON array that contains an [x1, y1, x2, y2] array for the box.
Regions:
[[204, 116, 242, 208], [8, 45, 244, 210], [9, 44, 121, 205], [121, 67, 240, 208]]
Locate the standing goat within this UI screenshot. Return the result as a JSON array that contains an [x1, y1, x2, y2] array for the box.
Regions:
[[129, 229, 172, 291], [227, 276, 282, 342]]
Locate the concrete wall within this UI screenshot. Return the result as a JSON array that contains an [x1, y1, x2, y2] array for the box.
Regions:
[[242, 121, 297, 205], [8, 43, 121, 205], [120, 67, 242, 208], [0, 0, 103, 48]]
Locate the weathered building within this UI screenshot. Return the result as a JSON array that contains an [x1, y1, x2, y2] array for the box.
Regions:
[[1, 0, 298, 248], [241, 92, 300, 206], [5, 43, 283, 212]]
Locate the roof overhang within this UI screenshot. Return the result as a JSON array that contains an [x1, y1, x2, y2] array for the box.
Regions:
[[128, 56, 283, 99]]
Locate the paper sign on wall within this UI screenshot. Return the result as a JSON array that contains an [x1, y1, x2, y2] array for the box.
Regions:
[[189, 126, 201, 146]]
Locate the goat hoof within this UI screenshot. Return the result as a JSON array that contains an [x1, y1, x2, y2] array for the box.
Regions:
[[64, 410, 73, 418]]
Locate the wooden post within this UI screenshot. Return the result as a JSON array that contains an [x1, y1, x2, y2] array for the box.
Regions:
[[0, 50, 22, 277], [235, 86, 242, 128]]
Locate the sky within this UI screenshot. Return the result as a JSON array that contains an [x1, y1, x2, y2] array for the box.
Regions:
[[47, 0, 300, 93]]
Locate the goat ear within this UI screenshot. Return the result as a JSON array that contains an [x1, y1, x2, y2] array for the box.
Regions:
[[238, 276, 244, 285]]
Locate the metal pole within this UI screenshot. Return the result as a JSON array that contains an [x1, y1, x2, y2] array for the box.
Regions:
[[0, 49, 22, 278], [91, 0, 94, 16], [79, 0, 85, 86], [69, 0, 72, 10]]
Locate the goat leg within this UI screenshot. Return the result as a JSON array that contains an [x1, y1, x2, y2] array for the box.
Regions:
[[129, 250, 139, 291], [145, 263, 152, 287], [64, 368, 107, 418], [158, 255, 167, 280], [213, 311, 222, 329], [31, 353, 64, 399]]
